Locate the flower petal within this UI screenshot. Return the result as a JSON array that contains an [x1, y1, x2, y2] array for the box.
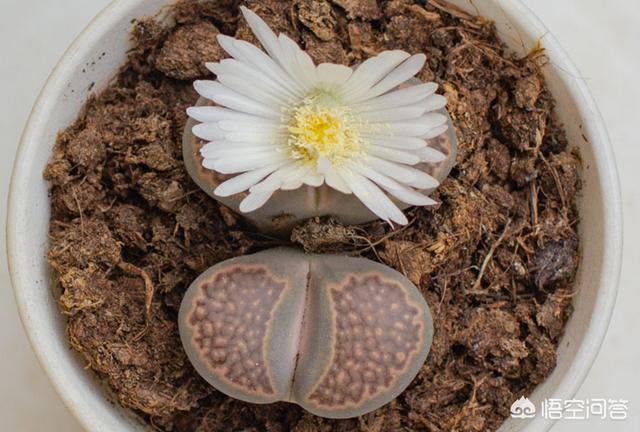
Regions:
[[278, 34, 317, 88], [351, 163, 436, 206], [240, 6, 290, 71], [323, 164, 352, 194], [224, 131, 286, 144], [350, 162, 399, 191], [241, 5, 317, 86], [316, 63, 353, 87], [364, 135, 427, 150], [343, 51, 411, 101], [230, 38, 305, 96], [281, 165, 314, 190], [188, 106, 272, 123], [202, 141, 279, 153], [200, 144, 280, 160], [208, 59, 298, 100], [374, 121, 437, 137], [249, 164, 299, 194], [192, 123, 226, 141], [216, 34, 251, 63], [240, 191, 276, 212], [422, 124, 449, 139], [214, 164, 286, 197], [340, 169, 408, 225], [360, 106, 426, 123], [193, 80, 281, 118], [304, 173, 325, 187], [414, 94, 448, 111], [353, 54, 427, 103], [367, 156, 439, 189], [371, 113, 448, 136], [384, 185, 437, 206], [217, 74, 289, 106], [217, 119, 281, 133], [367, 145, 422, 165], [414, 147, 446, 163], [208, 152, 288, 174], [352, 83, 437, 113]]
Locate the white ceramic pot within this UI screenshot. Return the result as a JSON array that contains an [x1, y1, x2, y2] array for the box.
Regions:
[[6, 1, 622, 431]]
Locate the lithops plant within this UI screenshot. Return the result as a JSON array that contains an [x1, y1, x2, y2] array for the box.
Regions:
[[183, 7, 457, 234], [179, 248, 433, 419]]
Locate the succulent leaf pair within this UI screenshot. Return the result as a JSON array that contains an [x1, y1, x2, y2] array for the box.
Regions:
[[179, 249, 433, 418]]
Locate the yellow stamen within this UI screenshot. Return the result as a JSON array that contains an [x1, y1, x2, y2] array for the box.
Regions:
[[286, 97, 364, 167]]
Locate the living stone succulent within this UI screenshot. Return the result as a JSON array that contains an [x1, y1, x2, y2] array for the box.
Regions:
[[183, 7, 458, 234], [184, 93, 457, 235], [179, 248, 433, 419]]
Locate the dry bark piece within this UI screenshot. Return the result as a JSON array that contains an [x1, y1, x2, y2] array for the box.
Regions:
[[296, 0, 338, 41], [514, 74, 541, 110], [155, 21, 225, 80], [67, 127, 107, 167], [533, 234, 579, 289], [486, 139, 511, 181], [380, 240, 432, 286], [179, 248, 433, 418], [331, 0, 381, 20], [347, 21, 385, 56], [302, 32, 349, 64]]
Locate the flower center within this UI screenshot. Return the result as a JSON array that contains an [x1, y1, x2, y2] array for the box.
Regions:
[[286, 95, 364, 168]]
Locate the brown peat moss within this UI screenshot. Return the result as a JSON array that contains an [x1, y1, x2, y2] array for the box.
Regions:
[[44, 0, 581, 430]]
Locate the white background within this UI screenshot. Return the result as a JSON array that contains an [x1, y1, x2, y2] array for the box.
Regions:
[[0, 1, 638, 430]]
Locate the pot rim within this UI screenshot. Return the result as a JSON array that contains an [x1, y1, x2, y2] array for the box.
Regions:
[[6, 1, 623, 431]]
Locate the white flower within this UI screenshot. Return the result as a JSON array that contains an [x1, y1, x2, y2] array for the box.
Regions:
[[187, 6, 449, 225]]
